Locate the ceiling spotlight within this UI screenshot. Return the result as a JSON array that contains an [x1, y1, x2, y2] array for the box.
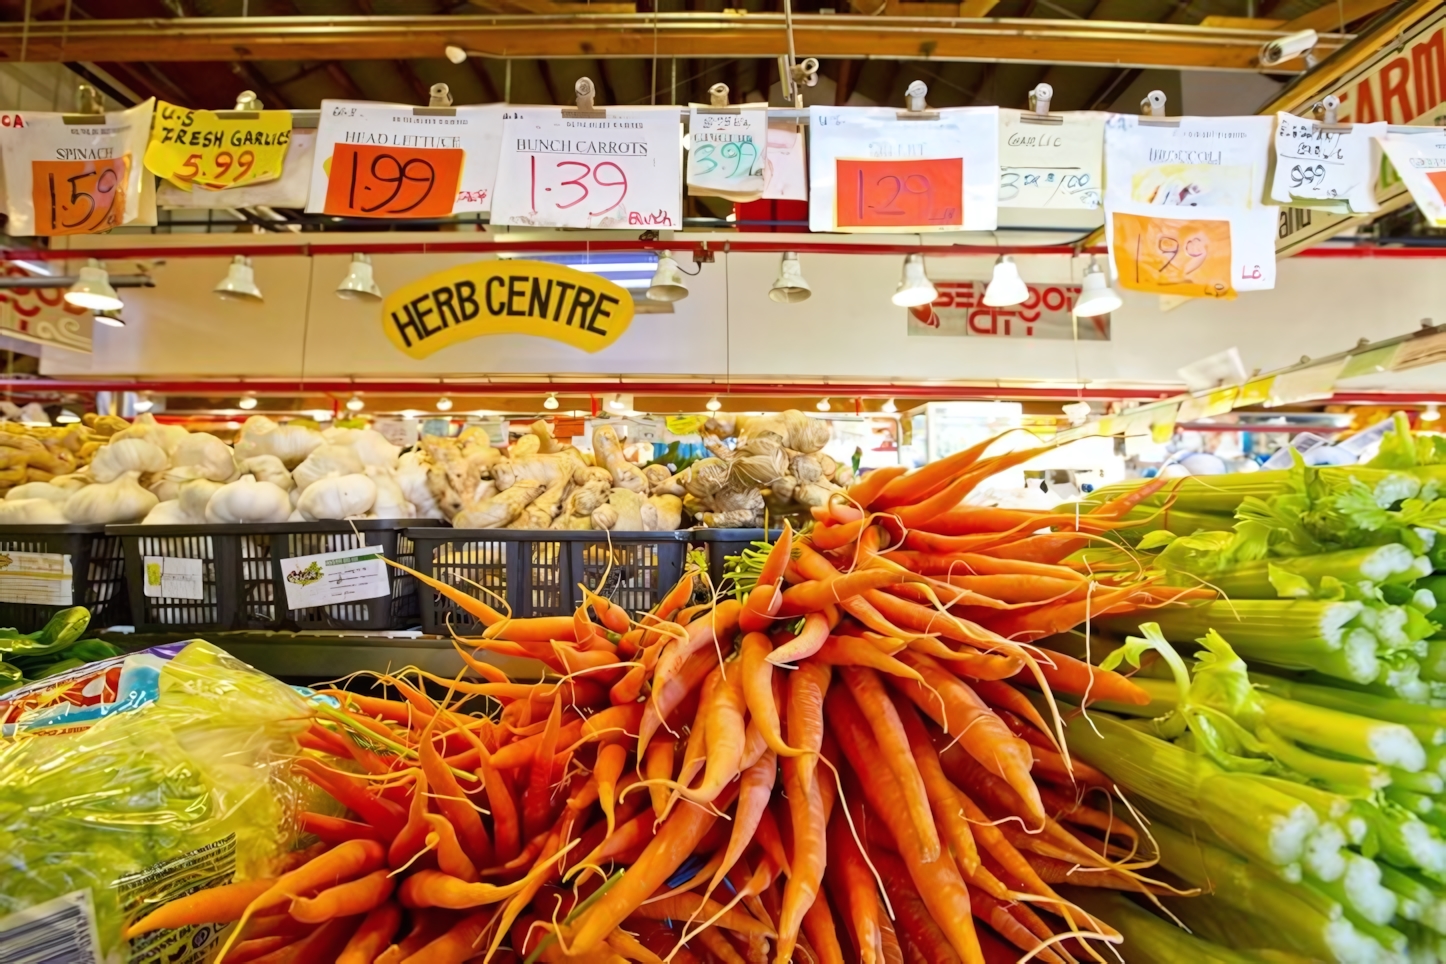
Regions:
[[706, 396, 722, 412], [606, 393, 630, 412], [215, 255, 263, 302], [55, 409, 80, 425], [816, 398, 831, 412], [1074, 257, 1123, 318], [444, 45, 468, 64], [436, 396, 453, 412], [543, 393, 559, 410], [768, 252, 811, 304], [881, 398, 898, 413], [94, 308, 125, 328], [346, 395, 365, 412], [238, 395, 258, 410], [891, 254, 937, 308], [646, 251, 689, 302], [983, 255, 1028, 308], [336, 253, 382, 301], [1423, 404, 1441, 423], [133, 394, 155, 414], [64, 258, 123, 312]]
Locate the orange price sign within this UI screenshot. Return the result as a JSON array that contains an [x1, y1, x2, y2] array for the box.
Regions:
[[322, 143, 464, 218], [30, 157, 129, 237], [1111, 211, 1235, 299], [835, 158, 963, 228]]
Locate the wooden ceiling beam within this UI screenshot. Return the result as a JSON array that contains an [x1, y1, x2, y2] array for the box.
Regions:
[[0, 14, 1351, 71]]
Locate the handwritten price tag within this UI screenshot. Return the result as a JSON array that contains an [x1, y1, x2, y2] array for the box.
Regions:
[[144, 100, 291, 191], [1269, 112, 1383, 214], [30, 157, 129, 236], [688, 106, 767, 201], [1110, 211, 1235, 299], [322, 143, 463, 218], [835, 158, 963, 228]]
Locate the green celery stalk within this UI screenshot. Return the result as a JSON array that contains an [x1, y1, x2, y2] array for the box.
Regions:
[[1250, 673, 1446, 739], [1104, 600, 1363, 649], [1119, 505, 1236, 539], [1378, 864, 1446, 935], [1064, 891, 1268, 964], [1255, 725, 1389, 794], [1207, 544, 1418, 600], [1309, 853, 1398, 927], [1257, 691, 1427, 772]]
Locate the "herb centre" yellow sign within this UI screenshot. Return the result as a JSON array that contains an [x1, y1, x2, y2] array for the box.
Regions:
[[382, 259, 634, 359]]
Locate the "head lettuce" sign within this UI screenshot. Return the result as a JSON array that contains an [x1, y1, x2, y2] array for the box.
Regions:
[[382, 259, 634, 359]]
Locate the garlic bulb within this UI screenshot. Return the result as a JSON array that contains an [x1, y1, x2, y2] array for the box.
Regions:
[[112, 412, 187, 455], [349, 429, 402, 468], [239, 454, 294, 492], [63, 470, 158, 524], [293, 444, 364, 493], [171, 432, 239, 483], [90, 437, 169, 484], [365, 466, 415, 520], [142, 500, 194, 525], [6, 482, 73, 505], [178, 478, 224, 522], [234, 415, 324, 469], [0, 498, 68, 524], [297, 473, 377, 520], [396, 451, 443, 519], [205, 474, 292, 523]]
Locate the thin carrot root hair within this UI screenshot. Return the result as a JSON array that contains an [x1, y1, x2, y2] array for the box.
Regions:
[[814, 753, 896, 921]]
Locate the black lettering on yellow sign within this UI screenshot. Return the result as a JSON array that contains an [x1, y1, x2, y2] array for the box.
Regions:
[[381, 260, 633, 358]]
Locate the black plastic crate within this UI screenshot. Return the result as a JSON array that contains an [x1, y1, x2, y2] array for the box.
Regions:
[[690, 528, 782, 592], [111, 520, 441, 633], [0, 525, 129, 632], [409, 528, 691, 635]]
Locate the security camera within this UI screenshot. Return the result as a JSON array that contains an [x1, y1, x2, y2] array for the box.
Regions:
[[444, 45, 468, 64], [1260, 28, 1319, 68]]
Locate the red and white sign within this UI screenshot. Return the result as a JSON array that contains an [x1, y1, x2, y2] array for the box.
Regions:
[[491, 108, 682, 230], [906, 280, 1109, 340]]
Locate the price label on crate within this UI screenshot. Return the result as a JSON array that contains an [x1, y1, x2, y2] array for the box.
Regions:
[[491, 108, 683, 230], [280, 545, 390, 610], [142, 556, 204, 601], [808, 106, 998, 233], [306, 101, 506, 218], [144, 99, 292, 191], [0, 99, 154, 237], [0, 552, 72, 606], [835, 157, 963, 228]]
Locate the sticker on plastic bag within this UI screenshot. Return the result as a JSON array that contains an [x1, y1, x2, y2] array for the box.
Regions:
[[0, 889, 104, 964], [808, 106, 998, 233], [118, 835, 238, 964], [0, 99, 155, 236]]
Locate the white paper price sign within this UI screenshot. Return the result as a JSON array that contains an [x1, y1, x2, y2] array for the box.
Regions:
[[0, 99, 155, 237], [808, 106, 999, 233], [997, 109, 1105, 210], [1104, 114, 1274, 209], [142, 556, 204, 601], [491, 108, 683, 230], [763, 122, 807, 201], [687, 105, 767, 201], [1270, 112, 1385, 213], [1377, 128, 1446, 226], [306, 101, 505, 218], [280, 545, 390, 610]]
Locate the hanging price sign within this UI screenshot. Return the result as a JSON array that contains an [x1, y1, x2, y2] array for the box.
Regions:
[[835, 157, 963, 228], [688, 105, 766, 202], [306, 101, 505, 218], [491, 108, 682, 230], [30, 158, 129, 236], [1377, 130, 1446, 227], [322, 143, 464, 217], [1269, 112, 1384, 214], [144, 100, 292, 191], [808, 106, 998, 233], [0, 99, 153, 237], [1110, 211, 1235, 298]]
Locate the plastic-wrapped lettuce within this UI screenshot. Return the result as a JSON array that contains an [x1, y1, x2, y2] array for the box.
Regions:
[[0, 640, 313, 964]]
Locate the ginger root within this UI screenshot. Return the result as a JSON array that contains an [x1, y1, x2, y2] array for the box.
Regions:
[[593, 426, 647, 493]]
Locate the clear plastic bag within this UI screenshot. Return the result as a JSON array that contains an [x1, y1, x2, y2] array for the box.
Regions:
[[0, 640, 311, 964]]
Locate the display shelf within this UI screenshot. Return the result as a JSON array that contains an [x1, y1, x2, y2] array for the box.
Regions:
[[99, 629, 541, 682]]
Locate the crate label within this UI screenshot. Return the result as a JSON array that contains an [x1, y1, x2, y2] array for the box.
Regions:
[[143, 556, 204, 601], [0, 551, 72, 605], [280, 545, 389, 610]]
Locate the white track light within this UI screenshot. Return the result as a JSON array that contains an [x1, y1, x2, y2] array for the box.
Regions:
[[1074, 257, 1123, 318], [769, 252, 811, 304], [891, 254, 937, 308], [706, 396, 722, 411], [346, 395, 364, 412], [336, 253, 382, 301], [436, 396, 453, 412], [881, 398, 897, 413], [238, 395, 258, 410], [65, 259, 123, 311], [544, 393, 559, 410], [816, 398, 831, 412], [646, 251, 689, 302], [215, 255, 263, 302], [983, 255, 1028, 308]]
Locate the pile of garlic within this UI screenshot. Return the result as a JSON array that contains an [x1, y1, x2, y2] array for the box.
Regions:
[[0, 414, 441, 526]]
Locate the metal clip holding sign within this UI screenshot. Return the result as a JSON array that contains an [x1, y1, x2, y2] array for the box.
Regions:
[[777, 55, 819, 109], [1137, 88, 1179, 127], [214, 90, 264, 121], [1019, 82, 1063, 126], [1317, 93, 1351, 132], [897, 80, 940, 121], [562, 77, 606, 119], [696, 82, 741, 116], [62, 83, 106, 125], [414, 82, 456, 117]]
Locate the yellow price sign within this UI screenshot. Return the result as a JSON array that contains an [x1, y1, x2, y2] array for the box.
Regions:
[[144, 100, 292, 191], [666, 415, 708, 436]]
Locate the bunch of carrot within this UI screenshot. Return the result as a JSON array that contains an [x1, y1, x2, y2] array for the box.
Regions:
[[121, 435, 1201, 963]]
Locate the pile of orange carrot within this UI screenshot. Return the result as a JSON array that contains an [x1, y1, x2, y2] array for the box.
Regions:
[[121, 436, 1200, 963]]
